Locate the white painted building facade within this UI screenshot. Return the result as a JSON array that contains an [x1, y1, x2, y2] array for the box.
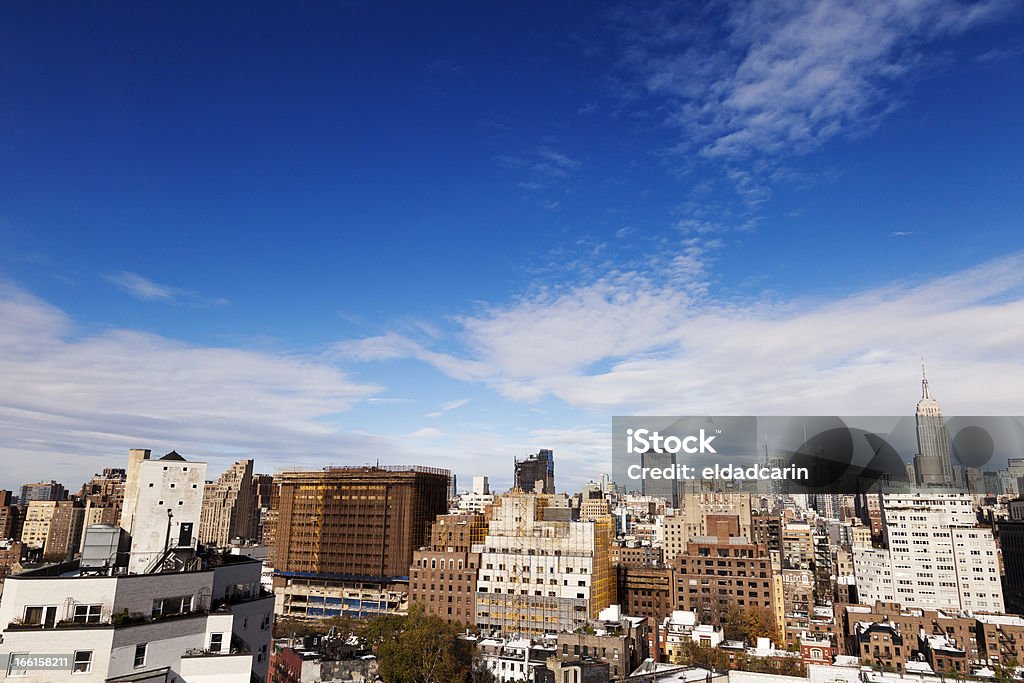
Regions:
[[853, 492, 1003, 612], [0, 556, 272, 682], [119, 450, 207, 576]]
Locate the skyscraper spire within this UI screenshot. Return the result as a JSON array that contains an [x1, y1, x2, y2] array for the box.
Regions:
[[921, 358, 930, 399]]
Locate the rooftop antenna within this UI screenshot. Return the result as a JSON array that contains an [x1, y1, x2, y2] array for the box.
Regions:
[[920, 356, 931, 399]]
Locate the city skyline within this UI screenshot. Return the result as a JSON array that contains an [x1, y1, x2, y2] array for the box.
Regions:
[[2, 2, 1023, 492]]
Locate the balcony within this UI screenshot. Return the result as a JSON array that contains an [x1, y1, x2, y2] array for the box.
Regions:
[[211, 587, 274, 612], [184, 635, 251, 657], [5, 618, 113, 631]]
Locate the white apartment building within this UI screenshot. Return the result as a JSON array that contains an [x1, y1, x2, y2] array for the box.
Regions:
[[473, 636, 555, 683], [474, 492, 615, 636], [455, 475, 495, 515], [120, 450, 207, 575], [852, 546, 895, 604], [853, 492, 1003, 612], [0, 554, 272, 682]]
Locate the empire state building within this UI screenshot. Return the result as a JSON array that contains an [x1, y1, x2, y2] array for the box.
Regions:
[[914, 363, 954, 486]]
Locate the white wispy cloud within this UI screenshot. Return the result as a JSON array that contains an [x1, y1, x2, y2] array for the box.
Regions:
[[339, 253, 1024, 416], [977, 44, 1024, 62], [496, 146, 583, 192], [618, 0, 1013, 160], [0, 284, 388, 485], [441, 398, 472, 411], [105, 271, 228, 307], [408, 427, 444, 438], [0, 284, 606, 491], [106, 271, 178, 301]]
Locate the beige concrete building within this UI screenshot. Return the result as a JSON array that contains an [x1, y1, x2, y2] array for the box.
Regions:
[[663, 493, 752, 563], [475, 492, 616, 636], [19, 501, 57, 550], [199, 459, 257, 547]]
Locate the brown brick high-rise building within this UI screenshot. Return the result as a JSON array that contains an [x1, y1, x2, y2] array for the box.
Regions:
[[79, 468, 126, 534], [409, 513, 486, 626], [272, 465, 450, 621], [42, 500, 85, 562], [0, 503, 22, 541], [672, 535, 774, 627], [617, 565, 675, 623]]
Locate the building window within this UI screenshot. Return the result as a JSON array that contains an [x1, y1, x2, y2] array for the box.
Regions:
[[7, 652, 31, 677], [22, 605, 56, 627], [73, 651, 92, 674], [134, 643, 147, 668], [210, 633, 223, 652], [152, 595, 192, 617], [72, 604, 103, 624]]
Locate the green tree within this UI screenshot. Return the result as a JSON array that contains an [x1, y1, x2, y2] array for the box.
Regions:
[[358, 606, 474, 683]]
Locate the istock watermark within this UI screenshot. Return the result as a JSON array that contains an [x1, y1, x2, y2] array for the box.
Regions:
[[611, 415, 1024, 500], [625, 427, 719, 454]]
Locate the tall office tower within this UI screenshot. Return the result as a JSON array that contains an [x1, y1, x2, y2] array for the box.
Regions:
[[514, 449, 555, 493], [272, 465, 450, 620], [79, 468, 126, 530], [409, 513, 487, 626], [914, 364, 954, 486], [853, 492, 1003, 612], [637, 450, 677, 507], [0, 491, 11, 507], [199, 459, 257, 547], [19, 480, 66, 503], [475, 492, 615, 636], [119, 449, 207, 575]]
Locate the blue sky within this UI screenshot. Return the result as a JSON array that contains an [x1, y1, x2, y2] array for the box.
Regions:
[[1, 0, 1023, 493]]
